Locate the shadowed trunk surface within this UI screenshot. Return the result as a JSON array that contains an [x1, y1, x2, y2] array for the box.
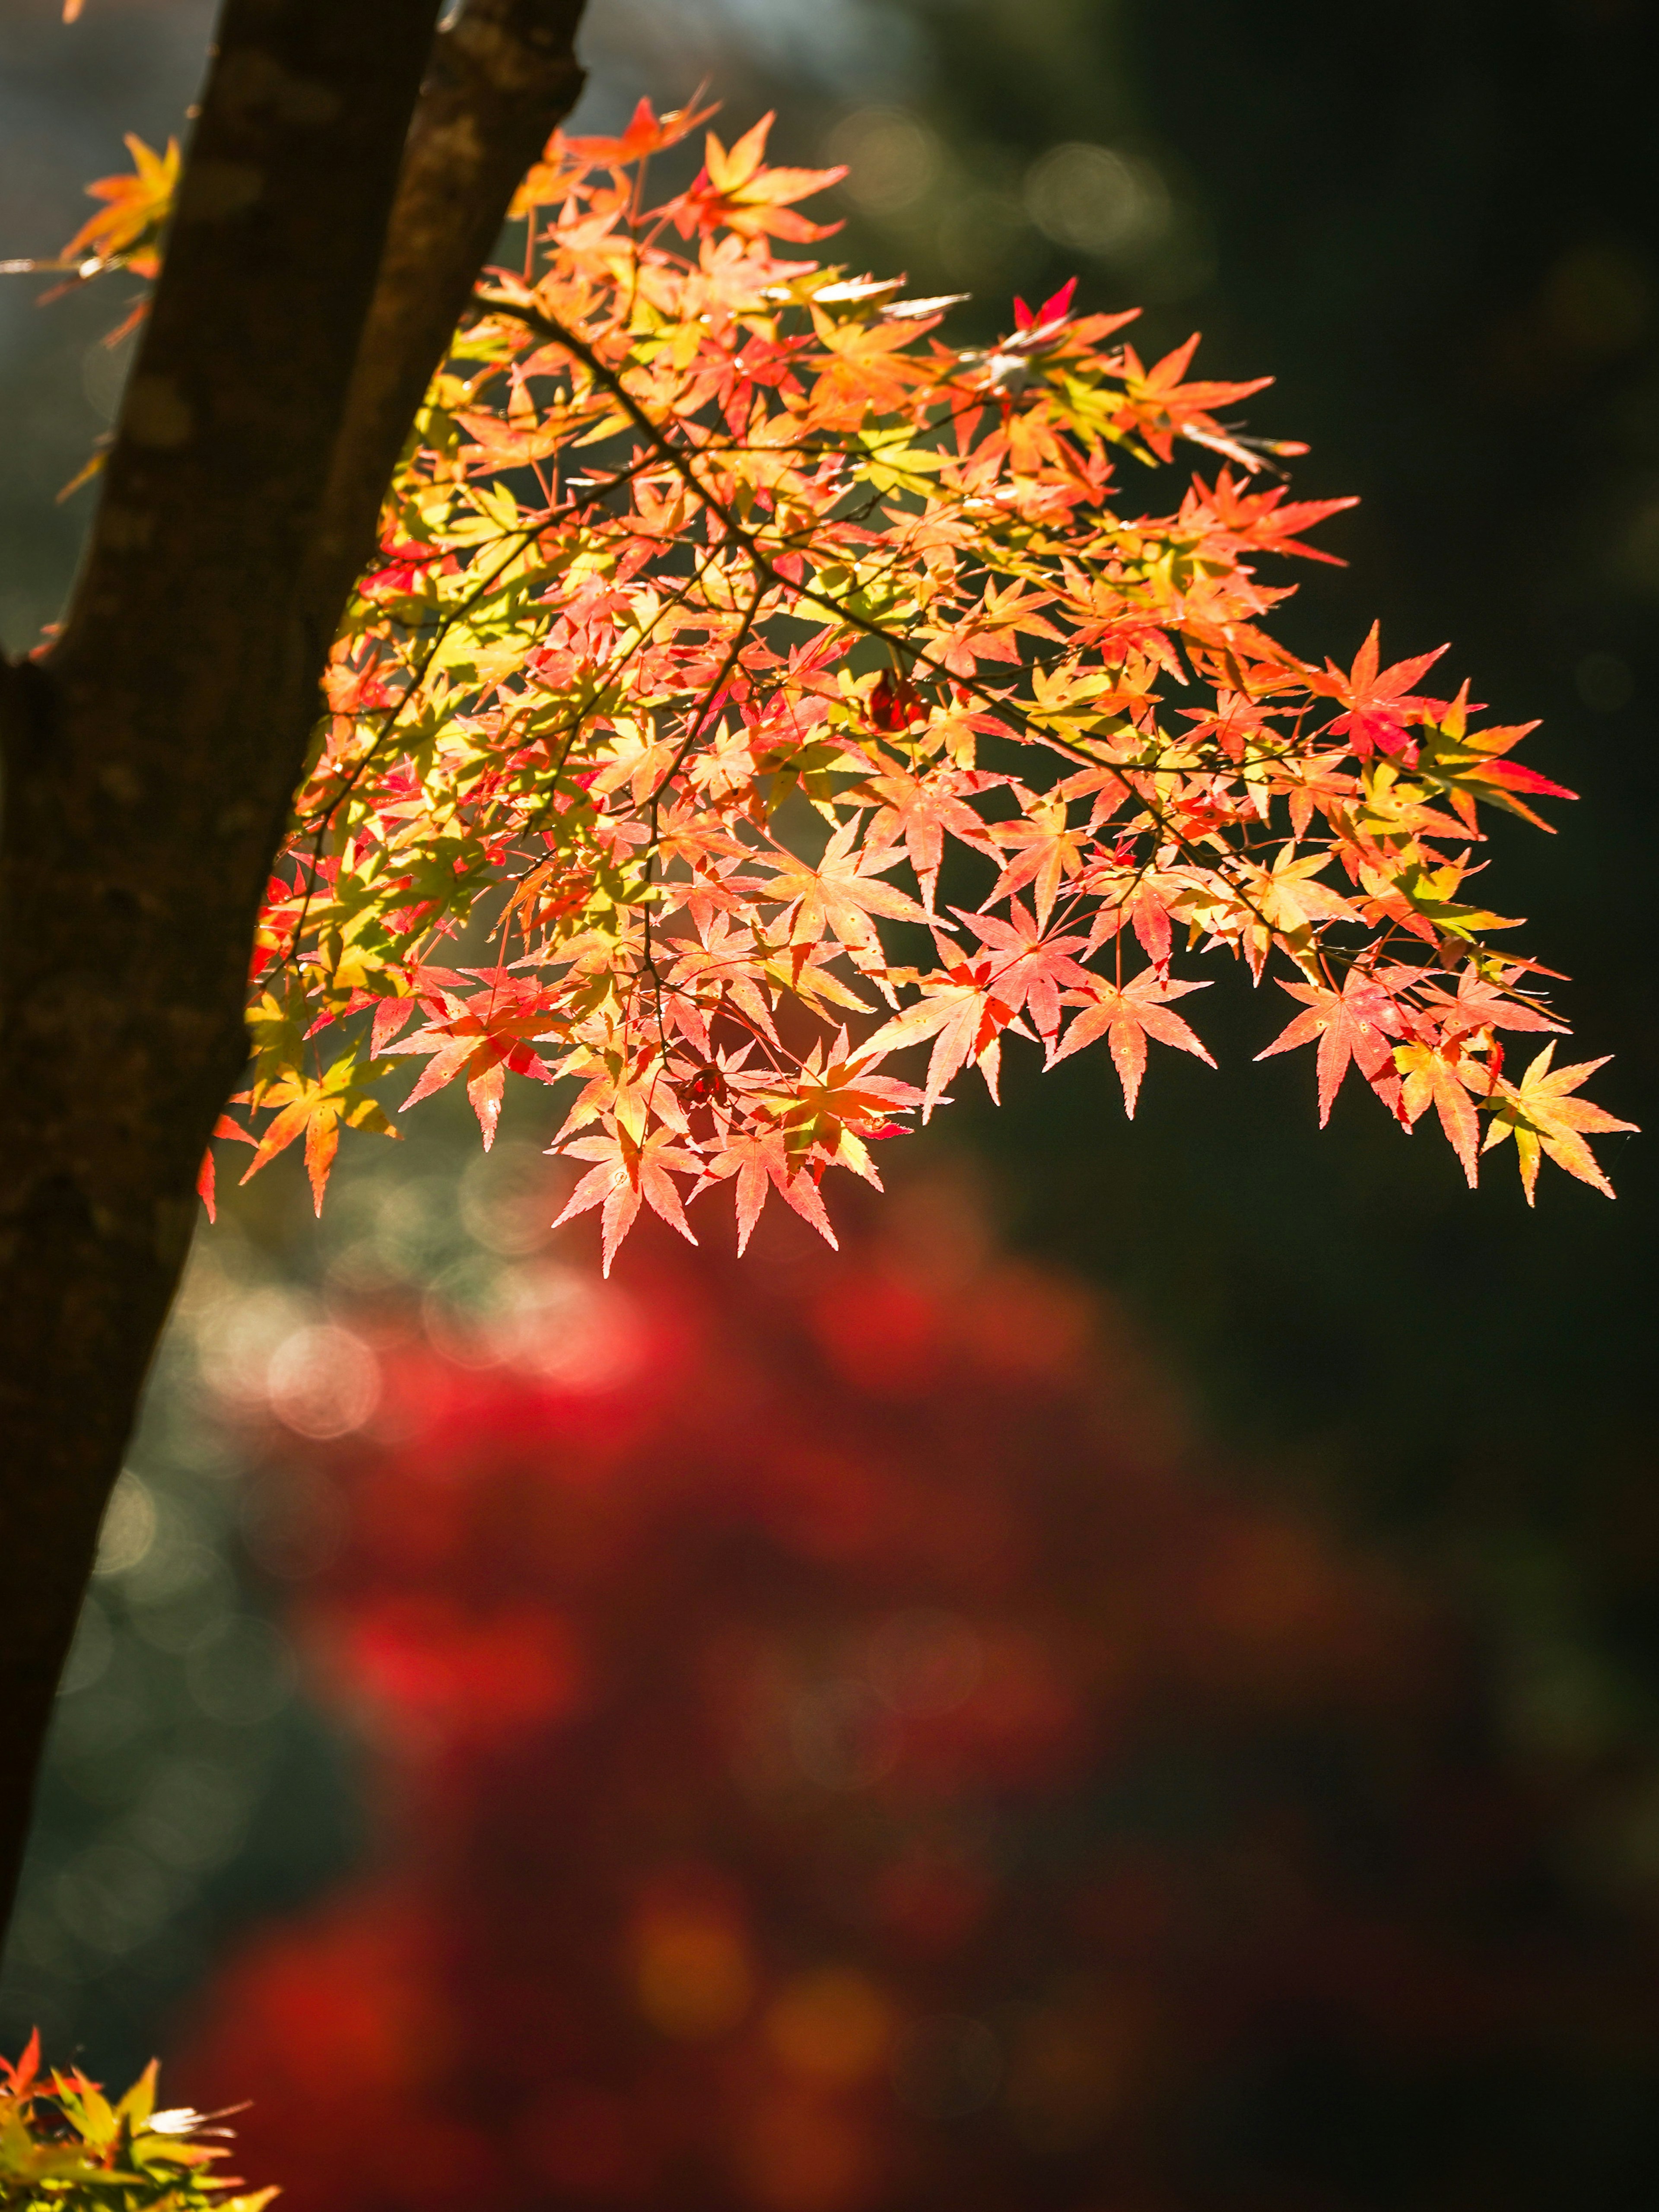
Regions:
[[0, 0, 585, 1948]]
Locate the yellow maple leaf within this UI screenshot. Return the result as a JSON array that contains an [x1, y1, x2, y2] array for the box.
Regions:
[[1481, 1044, 1637, 1205]]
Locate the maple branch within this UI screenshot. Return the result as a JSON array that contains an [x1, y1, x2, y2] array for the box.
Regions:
[[639, 572, 769, 1032], [0, 0, 448, 1941], [305, 0, 588, 627]]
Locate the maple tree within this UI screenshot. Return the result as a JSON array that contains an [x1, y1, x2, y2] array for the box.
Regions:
[[0, 0, 1634, 1958]]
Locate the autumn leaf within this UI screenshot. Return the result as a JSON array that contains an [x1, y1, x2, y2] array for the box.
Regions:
[[560, 94, 716, 170], [1311, 622, 1448, 762], [985, 799, 1092, 931], [62, 133, 179, 275], [779, 1043, 923, 1164], [1255, 973, 1405, 1125], [951, 902, 1094, 1046], [1480, 1045, 1637, 1205], [861, 765, 1001, 911], [239, 1059, 399, 1215], [1049, 971, 1214, 1116], [551, 1122, 702, 1274], [1394, 1038, 1485, 1186], [1180, 468, 1359, 566], [1413, 688, 1576, 831], [709, 1125, 839, 1254], [381, 973, 566, 1147], [195, 1112, 255, 1224], [858, 957, 1017, 1118], [763, 818, 931, 960], [1246, 848, 1361, 940], [1417, 964, 1565, 1042], [1114, 332, 1274, 466], [674, 113, 846, 242]]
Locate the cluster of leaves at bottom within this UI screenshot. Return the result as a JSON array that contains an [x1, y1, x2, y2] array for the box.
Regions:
[[0, 2037, 272, 2212], [169, 1186, 1659, 2212]]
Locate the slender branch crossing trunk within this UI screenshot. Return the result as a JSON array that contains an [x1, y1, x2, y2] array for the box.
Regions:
[[0, 0, 585, 1948]]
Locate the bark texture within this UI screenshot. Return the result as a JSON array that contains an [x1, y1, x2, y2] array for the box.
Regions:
[[307, 0, 588, 627], [0, 0, 586, 1945]]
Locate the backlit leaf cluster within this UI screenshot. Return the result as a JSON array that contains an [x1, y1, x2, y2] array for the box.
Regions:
[[67, 108, 1635, 1260], [0, 2036, 273, 2212]]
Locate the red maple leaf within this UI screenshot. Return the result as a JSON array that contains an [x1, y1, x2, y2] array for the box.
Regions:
[[1312, 622, 1448, 762], [950, 902, 1095, 1048], [383, 975, 566, 1147]]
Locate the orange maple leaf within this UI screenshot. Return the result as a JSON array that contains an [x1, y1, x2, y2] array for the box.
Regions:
[[709, 1126, 838, 1254], [1395, 1037, 1486, 1186], [62, 132, 178, 274], [674, 113, 846, 242], [1480, 1045, 1637, 1205], [551, 1123, 701, 1274], [238, 1062, 398, 1215], [765, 819, 931, 960], [382, 976, 566, 1147], [514, 97, 718, 215], [859, 957, 1017, 1118], [1049, 971, 1214, 1116], [1256, 973, 1405, 1125]]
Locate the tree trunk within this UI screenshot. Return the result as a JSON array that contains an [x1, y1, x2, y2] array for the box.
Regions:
[[0, 0, 585, 1952]]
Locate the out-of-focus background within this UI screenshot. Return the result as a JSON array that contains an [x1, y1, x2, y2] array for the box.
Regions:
[[2, 1, 1656, 2205]]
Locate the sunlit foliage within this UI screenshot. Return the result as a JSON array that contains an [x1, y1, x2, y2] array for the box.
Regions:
[[55, 107, 1634, 1259], [0, 2036, 271, 2212]]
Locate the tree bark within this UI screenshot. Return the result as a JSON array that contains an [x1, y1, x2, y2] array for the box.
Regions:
[[306, 0, 587, 628], [0, 0, 585, 1950]]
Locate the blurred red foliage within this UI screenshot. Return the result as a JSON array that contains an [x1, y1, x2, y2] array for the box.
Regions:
[[176, 1176, 1659, 2211]]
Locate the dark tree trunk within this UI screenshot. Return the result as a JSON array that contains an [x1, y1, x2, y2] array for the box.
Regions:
[[0, 0, 585, 1950]]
